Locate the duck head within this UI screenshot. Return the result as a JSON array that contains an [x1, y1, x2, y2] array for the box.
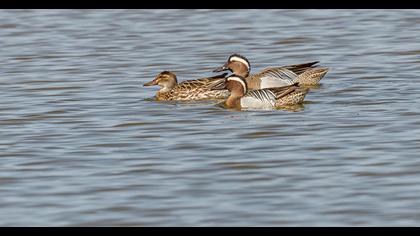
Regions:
[[213, 54, 251, 77], [211, 75, 247, 109], [143, 71, 178, 93], [211, 74, 247, 96]]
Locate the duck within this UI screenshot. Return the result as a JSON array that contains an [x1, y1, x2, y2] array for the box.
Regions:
[[143, 71, 230, 101], [211, 74, 309, 110], [213, 54, 329, 87]]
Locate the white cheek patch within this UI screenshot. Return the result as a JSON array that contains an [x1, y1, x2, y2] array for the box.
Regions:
[[229, 56, 250, 69], [227, 76, 247, 92]]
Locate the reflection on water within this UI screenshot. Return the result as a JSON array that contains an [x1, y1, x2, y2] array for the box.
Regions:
[[1, 9, 420, 226]]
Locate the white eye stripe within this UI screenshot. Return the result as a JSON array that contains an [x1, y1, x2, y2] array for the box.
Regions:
[[229, 56, 250, 69], [227, 76, 247, 91]]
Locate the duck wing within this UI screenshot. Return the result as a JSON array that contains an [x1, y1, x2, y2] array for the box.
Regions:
[[243, 89, 277, 106], [266, 83, 302, 100], [178, 73, 228, 90], [248, 67, 298, 88], [281, 61, 319, 75]]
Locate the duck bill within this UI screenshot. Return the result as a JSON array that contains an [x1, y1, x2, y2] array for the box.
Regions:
[[210, 80, 227, 90], [213, 63, 229, 73], [143, 79, 157, 87]]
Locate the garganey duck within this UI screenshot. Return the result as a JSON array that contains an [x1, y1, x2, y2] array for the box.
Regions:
[[211, 75, 309, 110], [143, 71, 229, 101], [213, 54, 329, 87]]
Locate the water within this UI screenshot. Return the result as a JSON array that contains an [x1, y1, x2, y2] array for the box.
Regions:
[[1, 9, 420, 226]]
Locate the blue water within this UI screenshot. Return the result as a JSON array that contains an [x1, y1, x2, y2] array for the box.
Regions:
[[1, 9, 420, 226]]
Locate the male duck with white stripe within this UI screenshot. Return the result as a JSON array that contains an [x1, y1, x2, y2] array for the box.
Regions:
[[213, 54, 329, 87], [211, 74, 309, 110]]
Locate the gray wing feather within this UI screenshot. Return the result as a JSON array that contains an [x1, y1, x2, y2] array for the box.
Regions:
[[260, 68, 298, 83], [246, 89, 276, 103]]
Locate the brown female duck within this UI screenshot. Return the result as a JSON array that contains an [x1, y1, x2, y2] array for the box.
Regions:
[[143, 71, 229, 101]]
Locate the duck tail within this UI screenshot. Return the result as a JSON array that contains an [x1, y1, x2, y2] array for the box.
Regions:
[[294, 67, 329, 85], [283, 61, 320, 75]]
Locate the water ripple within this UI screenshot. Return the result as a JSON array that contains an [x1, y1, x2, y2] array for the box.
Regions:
[[1, 9, 420, 226]]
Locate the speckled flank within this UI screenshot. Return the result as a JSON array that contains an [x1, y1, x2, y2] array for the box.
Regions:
[[157, 88, 229, 101], [275, 88, 309, 106]]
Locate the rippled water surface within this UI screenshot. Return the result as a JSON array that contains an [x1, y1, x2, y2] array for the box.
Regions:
[[1, 9, 420, 226]]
